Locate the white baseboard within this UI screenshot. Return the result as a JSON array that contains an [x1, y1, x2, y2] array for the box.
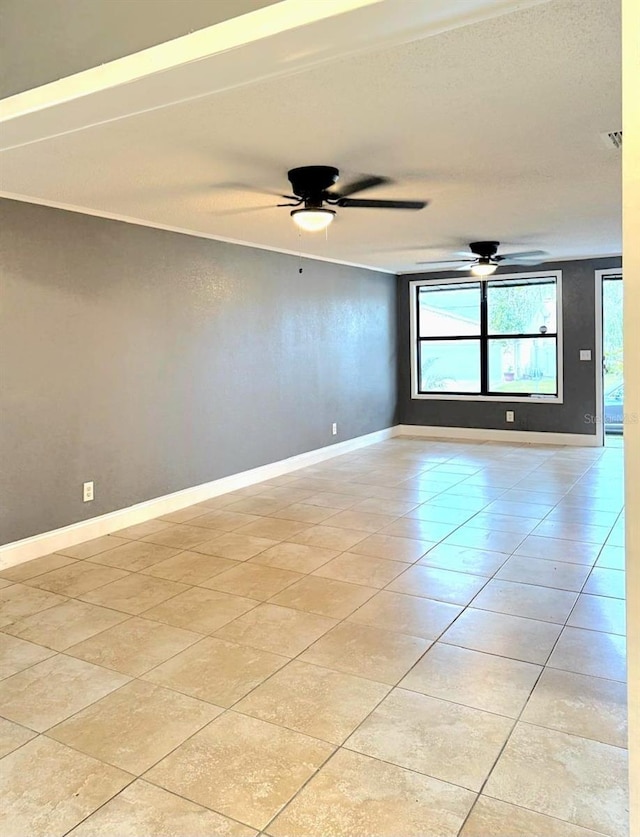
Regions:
[[395, 424, 602, 447], [1, 422, 601, 570], [0, 427, 394, 570]]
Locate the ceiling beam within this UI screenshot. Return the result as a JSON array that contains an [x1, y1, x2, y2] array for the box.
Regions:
[[0, 0, 550, 152]]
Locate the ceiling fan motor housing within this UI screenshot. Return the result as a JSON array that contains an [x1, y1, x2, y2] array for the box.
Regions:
[[469, 241, 500, 259], [287, 166, 339, 206]]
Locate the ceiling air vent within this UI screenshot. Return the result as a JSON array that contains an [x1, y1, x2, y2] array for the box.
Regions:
[[600, 130, 622, 150]]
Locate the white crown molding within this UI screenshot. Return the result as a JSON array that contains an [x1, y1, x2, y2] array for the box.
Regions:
[[2, 191, 620, 275], [0, 426, 395, 570], [0, 192, 394, 275], [397, 253, 623, 275]]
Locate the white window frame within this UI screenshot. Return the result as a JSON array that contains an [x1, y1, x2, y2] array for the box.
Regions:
[[409, 270, 564, 403], [595, 268, 623, 446]]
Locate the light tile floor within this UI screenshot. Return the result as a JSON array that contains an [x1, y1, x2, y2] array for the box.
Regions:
[[0, 437, 628, 837]]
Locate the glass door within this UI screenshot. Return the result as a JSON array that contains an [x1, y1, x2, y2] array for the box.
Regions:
[[602, 275, 623, 435]]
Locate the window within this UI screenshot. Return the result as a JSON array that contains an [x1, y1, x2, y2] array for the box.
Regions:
[[411, 272, 562, 401]]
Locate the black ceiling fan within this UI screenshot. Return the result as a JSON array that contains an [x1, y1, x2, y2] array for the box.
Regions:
[[417, 241, 547, 277], [275, 166, 428, 231]]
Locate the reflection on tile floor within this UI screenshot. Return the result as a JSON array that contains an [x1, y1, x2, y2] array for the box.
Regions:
[[0, 437, 628, 836]]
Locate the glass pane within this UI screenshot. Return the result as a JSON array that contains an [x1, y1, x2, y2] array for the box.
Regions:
[[603, 277, 623, 435], [418, 284, 480, 337], [488, 337, 557, 394], [419, 339, 481, 392], [487, 280, 557, 336]]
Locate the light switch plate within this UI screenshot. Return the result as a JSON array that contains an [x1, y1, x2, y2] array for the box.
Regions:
[[580, 349, 592, 361]]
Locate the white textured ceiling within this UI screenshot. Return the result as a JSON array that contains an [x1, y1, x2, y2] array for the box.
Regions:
[[0, 0, 621, 272]]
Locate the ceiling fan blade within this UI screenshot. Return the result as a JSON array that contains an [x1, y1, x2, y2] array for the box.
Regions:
[[212, 204, 279, 217], [498, 250, 547, 262], [416, 258, 474, 265], [504, 258, 547, 266], [337, 198, 428, 210], [211, 181, 287, 199], [331, 175, 391, 199]]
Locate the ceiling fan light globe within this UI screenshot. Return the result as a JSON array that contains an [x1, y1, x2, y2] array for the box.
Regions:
[[291, 208, 335, 232], [470, 261, 498, 277]]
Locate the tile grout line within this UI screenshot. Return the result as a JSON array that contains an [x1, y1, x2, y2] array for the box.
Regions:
[[0, 438, 626, 836], [454, 496, 625, 837]]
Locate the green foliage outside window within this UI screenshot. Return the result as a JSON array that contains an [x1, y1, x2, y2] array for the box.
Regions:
[[489, 283, 552, 335]]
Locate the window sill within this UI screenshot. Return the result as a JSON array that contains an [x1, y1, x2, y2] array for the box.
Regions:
[[411, 393, 563, 404]]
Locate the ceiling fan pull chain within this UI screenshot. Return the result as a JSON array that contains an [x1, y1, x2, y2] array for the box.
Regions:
[[298, 229, 303, 274]]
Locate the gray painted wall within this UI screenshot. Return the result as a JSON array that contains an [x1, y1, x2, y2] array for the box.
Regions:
[[397, 257, 622, 434], [0, 199, 396, 545], [0, 0, 279, 98]]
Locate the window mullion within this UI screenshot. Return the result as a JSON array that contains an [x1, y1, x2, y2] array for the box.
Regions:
[[480, 283, 488, 396], [411, 271, 562, 401]]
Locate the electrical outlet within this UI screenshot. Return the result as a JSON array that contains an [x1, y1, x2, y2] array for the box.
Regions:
[[332, 422, 338, 436], [83, 481, 94, 502], [580, 349, 592, 361], [506, 411, 515, 423]]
